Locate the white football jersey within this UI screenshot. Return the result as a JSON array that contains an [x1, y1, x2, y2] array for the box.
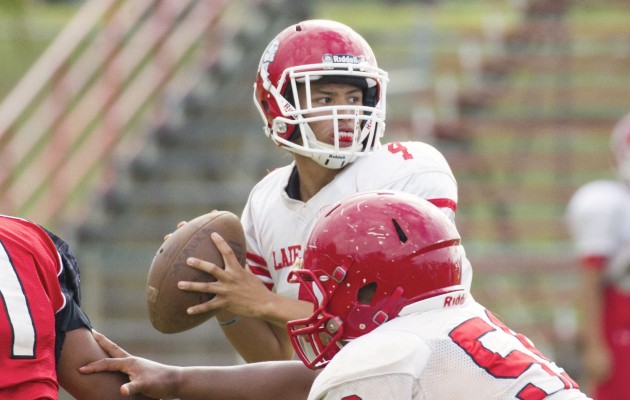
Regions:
[[566, 180, 630, 286], [308, 291, 589, 400], [241, 141, 473, 299]]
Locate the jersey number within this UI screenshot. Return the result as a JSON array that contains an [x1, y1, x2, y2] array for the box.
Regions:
[[0, 243, 37, 358], [387, 142, 413, 160], [449, 311, 577, 399]]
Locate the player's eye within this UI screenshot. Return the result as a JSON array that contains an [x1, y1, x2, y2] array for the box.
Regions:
[[312, 96, 332, 106]]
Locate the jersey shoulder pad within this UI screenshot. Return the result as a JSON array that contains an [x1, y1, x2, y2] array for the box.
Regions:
[[351, 141, 455, 190], [315, 326, 429, 389], [370, 142, 452, 174]]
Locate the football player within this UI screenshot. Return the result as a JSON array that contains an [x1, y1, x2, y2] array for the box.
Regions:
[[174, 19, 475, 362], [566, 113, 630, 399], [0, 215, 150, 399], [81, 191, 590, 399]]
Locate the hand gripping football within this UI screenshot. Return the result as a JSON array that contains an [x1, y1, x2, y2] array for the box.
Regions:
[[146, 210, 246, 333]]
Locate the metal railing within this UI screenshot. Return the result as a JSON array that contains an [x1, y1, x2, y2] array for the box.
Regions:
[[0, 0, 231, 230]]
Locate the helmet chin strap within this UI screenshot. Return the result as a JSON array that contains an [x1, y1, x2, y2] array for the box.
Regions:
[[374, 286, 405, 325]]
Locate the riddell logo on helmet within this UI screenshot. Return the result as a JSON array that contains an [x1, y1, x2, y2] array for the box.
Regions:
[[443, 293, 466, 307], [322, 54, 366, 65]]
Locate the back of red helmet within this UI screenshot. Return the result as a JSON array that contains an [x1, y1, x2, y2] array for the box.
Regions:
[[288, 191, 464, 368]]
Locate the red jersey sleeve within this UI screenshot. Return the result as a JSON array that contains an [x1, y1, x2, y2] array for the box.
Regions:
[[0, 216, 64, 399]]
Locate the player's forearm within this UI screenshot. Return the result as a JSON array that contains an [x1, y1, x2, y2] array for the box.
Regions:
[[217, 293, 312, 362], [218, 312, 295, 362], [175, 361, 315, 400], [58, 328, 154, 400], [581, 268, 605, 345], [258, 295, 314, 328]]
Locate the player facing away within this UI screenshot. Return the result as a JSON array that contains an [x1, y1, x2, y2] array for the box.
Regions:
[[174, 18, 475, 363], [0, 215, 150, 399], [566, 113, 630, 399], [80, 191, 590, 400]]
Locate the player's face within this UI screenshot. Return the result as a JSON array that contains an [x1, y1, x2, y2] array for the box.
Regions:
[[297, 82, 363, 147]]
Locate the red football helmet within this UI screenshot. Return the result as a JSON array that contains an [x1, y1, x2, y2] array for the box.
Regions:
[[287, 191, 463, 369], [253, 19, 388, 169], [611, 113, 630, 184]]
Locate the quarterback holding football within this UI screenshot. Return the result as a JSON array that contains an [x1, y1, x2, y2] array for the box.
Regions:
[[172, 18, 475, 363]]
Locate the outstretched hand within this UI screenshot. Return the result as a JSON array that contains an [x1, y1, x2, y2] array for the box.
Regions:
[[79, 331, 181, 399], [178, 232, 273, 319]]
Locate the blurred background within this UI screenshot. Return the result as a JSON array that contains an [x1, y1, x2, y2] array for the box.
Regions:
[[1, 0, 629, 397]]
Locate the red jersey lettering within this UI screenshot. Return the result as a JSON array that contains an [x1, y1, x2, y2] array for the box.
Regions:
[[273, 245, 301, 270]]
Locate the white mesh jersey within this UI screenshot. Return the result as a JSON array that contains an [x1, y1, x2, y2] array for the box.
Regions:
[[241, 141, 473, 299], [566, 180, 630, 286], [308, 291, 589, 400]]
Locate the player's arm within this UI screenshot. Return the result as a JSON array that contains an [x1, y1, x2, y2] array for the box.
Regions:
[[80, 331, 316, 400], [179, 233, 312, 362], [182, 240, 313, 329], [580, 257, 611, 388], [42, 228, 151, 399], [213, 299, 311, 362], [162, 217, 305, 361], [57, 327, 152, 400], [173, 360, 315, 400]]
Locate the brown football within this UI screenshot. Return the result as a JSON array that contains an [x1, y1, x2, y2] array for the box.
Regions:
[[146, 210, 246, 333]]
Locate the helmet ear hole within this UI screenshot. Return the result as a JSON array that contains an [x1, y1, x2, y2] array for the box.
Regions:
[[358, 282, 377, 304], [261, 100, 270, 114]]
